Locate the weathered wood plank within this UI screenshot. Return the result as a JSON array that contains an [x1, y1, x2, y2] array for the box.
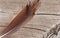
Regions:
[[0, 0, 60, 38], [2, 28, 44, 38], [0, 0, 60, 15], [25, 15, 60, 28], [36, 0, 60, 14], [24, 24, 48, 32], [0, 15, 60, 27]]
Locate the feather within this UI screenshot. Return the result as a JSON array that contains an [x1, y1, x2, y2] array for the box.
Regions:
[[0, 0, 40, 37]]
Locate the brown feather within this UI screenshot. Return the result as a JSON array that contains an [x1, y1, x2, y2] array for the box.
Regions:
[[0, 0, 40, 37]]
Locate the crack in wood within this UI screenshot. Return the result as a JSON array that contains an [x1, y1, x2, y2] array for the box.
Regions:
[[36, 13, 60, 16], [23, 27, 46, 32]]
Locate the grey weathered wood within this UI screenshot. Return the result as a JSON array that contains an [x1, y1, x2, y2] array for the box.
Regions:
[[36, 0, 60, 14], [0, 15, 60, 27], [0, 0, 60, 38], [0, 0, 60, 15], [2, 28, 44, 38]]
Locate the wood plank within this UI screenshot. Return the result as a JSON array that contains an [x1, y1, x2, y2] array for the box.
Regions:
[[35, 0, 60, 14], [0, 0, 60, 38], [0, 15, 60, 27], [25, 15, 60, 28], [0, 0, 60, 14], [24, 24, 49, 32], [2, 28, 44, 38]]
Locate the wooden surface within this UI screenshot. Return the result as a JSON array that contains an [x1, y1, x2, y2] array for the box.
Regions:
[[0, 0, 60, 38]]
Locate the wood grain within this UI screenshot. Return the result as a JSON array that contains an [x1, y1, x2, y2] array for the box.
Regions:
[[0, 0, 60, 38]]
